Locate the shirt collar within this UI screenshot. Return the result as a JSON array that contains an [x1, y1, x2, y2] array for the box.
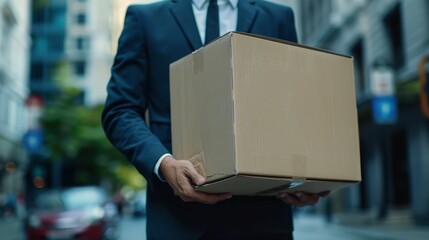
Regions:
[[192, 0, 239, 10]]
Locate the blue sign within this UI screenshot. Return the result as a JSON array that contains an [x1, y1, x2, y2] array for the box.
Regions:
[[23, 129, 44, 153], [372, 96, 397, 124]]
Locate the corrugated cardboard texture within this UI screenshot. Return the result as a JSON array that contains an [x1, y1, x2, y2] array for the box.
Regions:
[[170, 32, 361, 195], [170, 35, 236, 180], [231, 34, 360, 182]]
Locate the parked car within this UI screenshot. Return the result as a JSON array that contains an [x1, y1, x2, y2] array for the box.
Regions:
[[131, 190, 146, 218], [25, 186, 119, 240]]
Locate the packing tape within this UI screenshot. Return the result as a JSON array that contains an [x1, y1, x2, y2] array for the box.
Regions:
[[292, 154, 307, 178], [290, 176, 306, 189]]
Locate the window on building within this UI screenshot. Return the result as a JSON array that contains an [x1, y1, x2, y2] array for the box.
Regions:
[[33, 36, 49, 54], [76, 13, 87, 25], [50, 34, 65, 52], [383, 4, 405, 69], [52, 8, 66, 28], [74, 61, 86, 76], [31, 63, 45, 81], [32, 8, 46, 24], [1, 23, 12, 64], [350, 39, 365, 93], [76, 37, 88, 50]]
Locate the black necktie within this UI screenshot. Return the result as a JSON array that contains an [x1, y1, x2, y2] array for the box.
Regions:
[[205, 0, 219, 45]]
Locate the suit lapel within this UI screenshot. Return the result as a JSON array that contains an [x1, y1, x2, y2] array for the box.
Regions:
[[237, 0, 258, 33], [170, 0, 203, 50]]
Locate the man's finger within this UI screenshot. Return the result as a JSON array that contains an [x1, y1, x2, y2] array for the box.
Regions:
[[192, 192, 232, 204], [318, 191, 331, 197], [277, 193, 295, 205], [295, 192, 308, 202], [183, 161, 206, 186]]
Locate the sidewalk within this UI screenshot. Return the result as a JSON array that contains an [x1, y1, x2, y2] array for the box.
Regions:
[[0, 217, 24, 240], [293, 213, 429, 240]]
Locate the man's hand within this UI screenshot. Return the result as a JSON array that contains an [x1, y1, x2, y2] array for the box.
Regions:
[[277, 191, 330, 207], [160, 156, 232, 204]]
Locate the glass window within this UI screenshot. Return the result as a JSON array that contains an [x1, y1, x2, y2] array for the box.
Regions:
[[31, 63, 45, 80], [33, 36, 49, 54], [383, 4, 404, 69], [74, 61, 86, 76], [76, 13, 86, 25], [32, 7, 46, 24], [76, 37, 88, 50], [61, 187, 106, 210], [52, 8, 66, 28], [50, 35, 65, 52], [35, 191, 64, 211]]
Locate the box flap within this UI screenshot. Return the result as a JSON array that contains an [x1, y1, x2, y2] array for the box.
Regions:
[[230, 32, 352, 59]]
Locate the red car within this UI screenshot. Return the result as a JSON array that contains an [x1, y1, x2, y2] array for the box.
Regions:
[[25, 186, 118, 240]]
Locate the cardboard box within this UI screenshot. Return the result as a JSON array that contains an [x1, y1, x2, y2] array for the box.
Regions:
[[170, 32, 361, 196]]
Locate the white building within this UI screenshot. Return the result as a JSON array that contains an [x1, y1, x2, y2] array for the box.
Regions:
[[65, 0, 115, 105], [0, 0, 30, 199]]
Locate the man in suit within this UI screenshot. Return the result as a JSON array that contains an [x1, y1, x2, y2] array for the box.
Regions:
[[102, 0, 327, 239]]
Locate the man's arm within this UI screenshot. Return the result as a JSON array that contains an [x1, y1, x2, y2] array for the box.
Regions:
[[102, 5, 169, 189]]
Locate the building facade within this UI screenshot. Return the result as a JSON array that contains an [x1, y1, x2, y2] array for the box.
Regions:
[[65, 0, 114, 105], [30, 0, 115, 106], [298, 0, 429, 224], [0, 0, 30, 211], [30, 0, 67, 101]]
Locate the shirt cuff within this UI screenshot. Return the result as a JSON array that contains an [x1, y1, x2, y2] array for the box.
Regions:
[[154, 153, 173, 182]]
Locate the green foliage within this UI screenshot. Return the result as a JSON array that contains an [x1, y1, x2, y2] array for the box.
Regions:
[[39, 88, 146, 189]]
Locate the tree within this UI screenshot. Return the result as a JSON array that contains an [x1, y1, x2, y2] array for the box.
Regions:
[[39, 88, 146, 189]]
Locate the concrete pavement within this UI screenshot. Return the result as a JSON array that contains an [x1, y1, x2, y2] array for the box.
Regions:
[[294, 213, 429, 240], [116, 213, 429, 240], [0, 217, 24, 240], [3, 212, 428, 240]]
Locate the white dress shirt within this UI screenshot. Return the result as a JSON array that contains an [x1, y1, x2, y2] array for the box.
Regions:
[[154, 0, 238, 180], [193, 0, 238, 44]]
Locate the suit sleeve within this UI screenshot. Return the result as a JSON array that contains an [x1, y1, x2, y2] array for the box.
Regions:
[[101, 5, 168, 189], [280, 6, 298, 43]]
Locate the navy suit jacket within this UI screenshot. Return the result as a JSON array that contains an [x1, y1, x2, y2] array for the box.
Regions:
[[102, 0, 298, 239]]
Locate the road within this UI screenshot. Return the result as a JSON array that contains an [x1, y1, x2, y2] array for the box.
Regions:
[[118, 215, 147, 240], [117, 214, 429, 240], [2, 213, 427, 240]]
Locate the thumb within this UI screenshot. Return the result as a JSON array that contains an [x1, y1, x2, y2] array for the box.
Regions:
[[186, 164, 206, 186]]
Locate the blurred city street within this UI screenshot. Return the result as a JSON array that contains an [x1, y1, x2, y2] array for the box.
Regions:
[[0, 217, 24, 240], [119, 213, 429, 240], [2, 212, 429, 240], [97, 213, 429, 240], [293, 213, 429, 240], [117, 215, 147, 240], [1, 0, 429, 239]]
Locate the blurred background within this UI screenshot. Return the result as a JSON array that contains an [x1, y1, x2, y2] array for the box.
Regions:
[[0, 0, 428, 239]]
